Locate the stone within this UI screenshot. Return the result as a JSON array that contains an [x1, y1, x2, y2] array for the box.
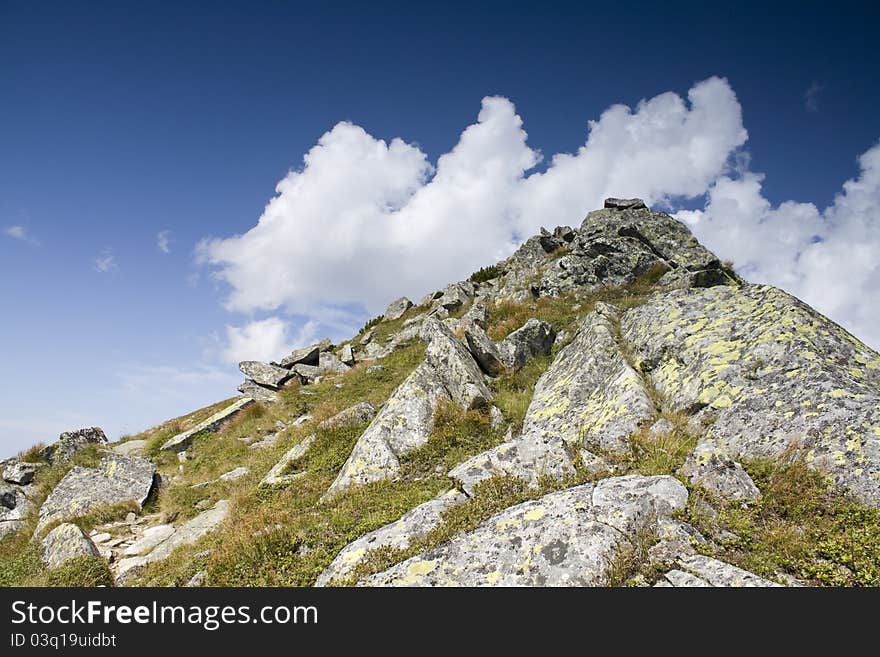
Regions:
[[318, 351, 351, 375], [363, 476, 687, 586], [367, 365, 385, 374], [2, 461, 41, 486], [680, 441, 761, 502], [384, 296, 413, 321], [161, 397, 253, 452], [421, 317, 493, 410], [36, 454, 156, 534], [291, 363, 321, 382], [317, 402, 377, 430], [657, 554, 782, 587], [489, 405, 504, 429], [122, 524, 175, 556], [0, 483, 34, 539], [463, 323, 505, 377], [219, 466, 250, 482], [39, 427, 108, 465], [317, 490, 467, 586], [115, 500, 230, 584], [186, 571, 207, 587], [111, 440, 148, 456], [436, 282, 472, 311], [277, 344, 320, 369], [238, 380, 278, 403], [338, 344, 355, 366], [40, 523, 100, 569], [648, 418, 674, 437], [359, 329, 375, 346], [461, 301, 489, 329], [604, 197, 648, 210], [324, 362, 450, 498], [260, 434, 316, 487], [497, 318, 555, 372], [238, 361, 294, 388]]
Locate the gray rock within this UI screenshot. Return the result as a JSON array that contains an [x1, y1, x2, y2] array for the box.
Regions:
[[277, 344, 320, 368], [324, 362, 450, 498], [186, 571, 207, 587], [317, 490, 467, 586], [489, 405, 505, 429], [604, 197, 648, 210], [39, 427, 108, 465], [260, 434, 316, 486], [461, 301, 489, 329], [317, 402, 376, 430], [111, 440, 148, 457], [0, 483, 34, 538], [338, 344, 355, 366], [384, 297, 414, 321], [419, 290, 442, 307], [115, 500, 230, 584], [421, 317, 493, 410], [657, 554, 781, 587], [36, 454, 156, 534], [363, 476, 687, 586], [2, 461, 41, 485], [497, 318, 556, 372], [40, 523, 100, 569], [219, 466, 250, 482], [291, 363, 321, 382], [680, 441, 761, 502], [121, 524, 175, 556], [318, 351, 351, 375], [161, 397, 253, 452], [359, 328, 375, 346], [238, 379, 278, 403], [463, 323, 504, 377], [436, 282, 472, 311], [238, 361, 294, 388]]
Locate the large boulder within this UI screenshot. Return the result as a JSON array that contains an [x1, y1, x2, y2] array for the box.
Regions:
[[276, 344, 320, 368], [237, 380, 278, 404], [161, 397, 253, 452], [497, 318, 556, 372], [2, 461, 41, 486], [40, 523, 100, 569], [36, 454, 156, 534], [463, 324, 504, 377], [318, 351, 351, 375], [421, 317, 492, 410], [39, 427, 108, 465], [680, 441, 761, 503], [362, 476, 687, 586], [436, 282, 473, 311], [0, 483, 35, 539], [317, 401, 376, 430], [238, 361, 295, 388], [384, 297, 413, 321]]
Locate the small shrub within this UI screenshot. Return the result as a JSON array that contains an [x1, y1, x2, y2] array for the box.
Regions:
[[469, 265, 502, 284]]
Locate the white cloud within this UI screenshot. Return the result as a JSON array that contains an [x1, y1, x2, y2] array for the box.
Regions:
[[198, 77, 747, 321], [680, 140, 880, 349], [804, 82, 823, 112], [222, 317, 295, 364], [157, 230, 172, 253], [94, 249, 117, 273], [4, 225, 38, 245]]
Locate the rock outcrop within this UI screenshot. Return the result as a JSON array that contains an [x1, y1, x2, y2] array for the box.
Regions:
[[161, 397, 253, 452], [41, 523, 101, 569], [39, 427, 108, 465]]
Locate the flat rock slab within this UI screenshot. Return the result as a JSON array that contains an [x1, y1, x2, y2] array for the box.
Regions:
[[363, 475, 687, 586], [41, 523, 100, 569], [239, 361, 294, 388], [115, 500, 230, 584], [122, 524, 175, 557], [277, 344, 320, 368], [317, 490, 467, 586], [36, 454, 156, 534], [261, 435, 316, 486], [656, 555, 781, 587], [161, 397, 253, 452]]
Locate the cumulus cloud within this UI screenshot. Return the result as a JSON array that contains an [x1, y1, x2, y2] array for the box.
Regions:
[[157, 230, 172, 253], [804, 82, 823, 112], [220, 316, 321, 364], [94, 249, 117, 273], [198, 77, 747, 321], [680, 141, 880, 348], [3, 225, 38, 245]]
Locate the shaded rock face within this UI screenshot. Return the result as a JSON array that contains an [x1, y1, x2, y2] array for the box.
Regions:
[[41, 523, 100, 569], [622, 284, 880, 505], [422, 318, 493, 410], [277, 344, 320, 368], [36, 454, 156, 534], [498, 318, 555, 372], [237, 379, 278, 404], [463, 324, 504, 377], [39, 427, 108, 465], [363, 476, 687, 586], [238, 361, 294, 388]]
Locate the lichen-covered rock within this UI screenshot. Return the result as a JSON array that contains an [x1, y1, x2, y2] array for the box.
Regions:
[[421, 317, 492, 410], [338, 344, 355, 366], [0, 483, 34, 539], [40, 523, 100, 569], [39, 427, 108, 465], [498, 318, 556, 372], [622, 284, 880, 506], [261, 434, 316, 486], [237, 379, 278, 403], [656, 554, 781, 587], [2, 461, 41, 486], [317, 489, 467, 586], [319, 351, 351, 374], [461, 300, 489, 329], [317, 401, 376, 430], [238, 361, 294, 388], [324, 363, 449, 498], [384, 296, 413, 321], [115, 500, 230, 584], [36, 454, 156, 533], [436, 282, 473, 311], [463, 323, 504, 377], [680, 441, 761, 502], [276, 343, 321, 368], [161, 397, 253, 452], [111, 439, 148, 456], [524, 302, 655, 454], [362, 476, 687, 586]]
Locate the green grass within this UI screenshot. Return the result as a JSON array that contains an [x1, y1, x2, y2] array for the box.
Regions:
[[681, 451, 880, 586], [469, 264, 502, 284]]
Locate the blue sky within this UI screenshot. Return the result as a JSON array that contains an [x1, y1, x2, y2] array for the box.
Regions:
[[2, 1, 879, 456]]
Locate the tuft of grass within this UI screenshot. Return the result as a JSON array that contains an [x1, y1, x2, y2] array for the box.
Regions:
[[0, 545, 114, 587], [490, 354, 553, 432], [681, 450, 880, 586], [603, 524, 659, 586], [612, 412, 697, 476], [18, 443, 47, 464]]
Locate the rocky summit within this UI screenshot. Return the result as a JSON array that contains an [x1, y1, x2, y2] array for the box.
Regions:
[[3, 198, 880, 588]]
